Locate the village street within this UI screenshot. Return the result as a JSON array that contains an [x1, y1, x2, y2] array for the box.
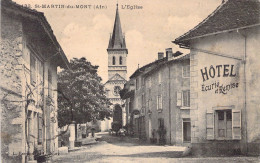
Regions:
[[52, 132, 259, 163]]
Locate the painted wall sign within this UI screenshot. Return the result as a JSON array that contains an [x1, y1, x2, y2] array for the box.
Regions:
[[202, 81, 239, 94], [200, 64, 236, 82], [200, 64, 239, 94]]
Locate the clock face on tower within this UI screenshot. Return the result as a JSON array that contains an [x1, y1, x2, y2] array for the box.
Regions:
[[114, 86, 121, 96]]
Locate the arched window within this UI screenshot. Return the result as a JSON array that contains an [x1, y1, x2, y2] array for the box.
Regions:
[[119, 56, 122, 65], [112, 56, 116, 65]]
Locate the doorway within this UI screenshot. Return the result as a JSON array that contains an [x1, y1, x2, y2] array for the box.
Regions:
[[183, 118, 191, 142]]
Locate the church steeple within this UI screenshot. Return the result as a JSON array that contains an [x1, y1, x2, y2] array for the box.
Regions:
[[108, 3, 127, 50], [107, 3, 128, 80]]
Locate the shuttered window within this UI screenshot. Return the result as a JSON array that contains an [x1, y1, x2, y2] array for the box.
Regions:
[[158, 71, 162, 84], [48, 70, 52, 97], [206, 109, 241, 140], [38, 115, 43, 145], [177, 90, 190, 107], [38, 61, 44, 106], [182, 65, 190, 78], [157, 95, 162, 110], [136, 78, 138, 90], [147, 77, 152, 88], [30, 54, 36, 85], [182, 90, 190, 107], [206, 110, 214, 140], [177, 91, 182, 106], [142, 94, 145, 107]]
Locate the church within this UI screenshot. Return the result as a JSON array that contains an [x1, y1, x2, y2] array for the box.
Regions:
[[101, 4, 128, 131]]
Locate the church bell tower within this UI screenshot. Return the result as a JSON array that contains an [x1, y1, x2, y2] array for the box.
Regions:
[[107, 4, 128, 80], [101, 4, 128, 131]]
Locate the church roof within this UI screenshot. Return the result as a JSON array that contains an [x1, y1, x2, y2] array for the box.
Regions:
[[174, 0, 260, 48], [105, 73, 127, 85], [107, 4, 127, 50]]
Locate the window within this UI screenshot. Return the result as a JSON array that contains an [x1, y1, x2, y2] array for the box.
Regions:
[[147, 100, 150, 110], [177, 90, 190, 107], [141, 77, 145, 86], [147, 76, 152, 88], [38, 114, 43, 145], [182, 90, 190, 107], [30, 54, 36, 85], [136, 78, 139, 90], [48, 70, 52, 97], [37, 61, 44, 104], [112, 56, 116, 65], [148, 88, 151, 98], [129, 101, 133, 113], [119, 56, 122, 65], [158, 118, 164, 128], [114, 86, 121, 96], [136, 97, 140, 109], [157, 95, 162, 110], [158, 71, 162, 84], [216, 110, 232, 139], [142, 94, 145, 107], [183, 65, 190, 78], [206, 109, 241, 140]]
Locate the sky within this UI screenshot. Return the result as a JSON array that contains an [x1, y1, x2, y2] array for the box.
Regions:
[[14, 0, 222, 82]]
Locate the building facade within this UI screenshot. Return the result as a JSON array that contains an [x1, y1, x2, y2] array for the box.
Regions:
[[101, 4, 128, 131], [121, 49, 190, 145], [1, 0, 70, 162], [174, 0, 260, 155]]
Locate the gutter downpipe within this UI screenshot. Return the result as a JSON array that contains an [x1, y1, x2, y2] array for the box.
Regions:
[[168, 63, 172, 144], [237, 29, 248, 154]]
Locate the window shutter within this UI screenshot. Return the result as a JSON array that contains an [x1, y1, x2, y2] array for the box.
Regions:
[[38, 115, 43, 145], [159, 95, 162, 109], [206, 110, 214, 140], [156, 96, 159, 110], [232, 109, 241, 140], [30, 55, 36, 84], [177, 91, 182, 106]]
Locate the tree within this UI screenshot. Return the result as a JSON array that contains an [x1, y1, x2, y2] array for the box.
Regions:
[[57, 57, 112, 128]]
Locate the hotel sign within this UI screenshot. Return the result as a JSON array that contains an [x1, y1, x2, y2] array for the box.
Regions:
[[200, 64, 239, 94]]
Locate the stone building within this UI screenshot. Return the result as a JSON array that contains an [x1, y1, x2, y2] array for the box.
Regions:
[[1, 0, 70, 162], [121, 49, 190, 145], [101, 4, 128, 131], [174, 0, 260, 155]]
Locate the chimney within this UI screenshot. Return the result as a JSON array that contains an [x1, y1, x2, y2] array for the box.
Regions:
[[165, 48, 173, 59], [158, 52, 164, 60], [173, 51, 183, 57]]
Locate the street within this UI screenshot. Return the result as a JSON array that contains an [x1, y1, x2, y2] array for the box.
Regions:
[[52, 132, 260, 163]]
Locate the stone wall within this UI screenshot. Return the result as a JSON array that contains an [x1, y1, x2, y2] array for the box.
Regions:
[[1, 13, 25, 160]]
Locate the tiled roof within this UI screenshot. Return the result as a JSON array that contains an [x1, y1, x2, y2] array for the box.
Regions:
[[129, 57, 168, 79], [174, 0, 260, 47], [129, 53, 190, 79], [144, 53, 190, 77]]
